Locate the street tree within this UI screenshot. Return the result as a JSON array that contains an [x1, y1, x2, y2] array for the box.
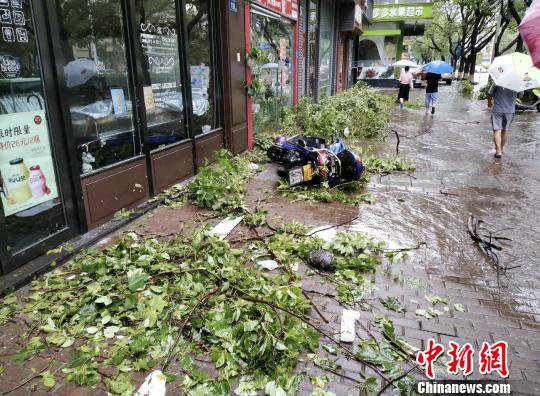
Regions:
[[494, 0, 533, 57], [417, 0, 500, 80]]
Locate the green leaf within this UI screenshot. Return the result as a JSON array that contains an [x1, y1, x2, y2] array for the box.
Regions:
[[106, 373, 134, 395], [454, 303, 466, 312], [425, 294, 448, 305], [40, 370, 56, 388], [95, 295, 112, 306], [39, 317, 57, 333], [86, 326, 99, 335], [321, 344, 337, 355], [364, 377, 379, 393], [127, 268, 149, 291], [274, 341, 287, 351], [416, 307, 442, 319], [379, 297, 407, 313], [103, 326, 120, 339], [265, 380, 287, 396]]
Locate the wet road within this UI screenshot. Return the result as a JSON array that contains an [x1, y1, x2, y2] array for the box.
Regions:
[[350, 85, 540, 391]]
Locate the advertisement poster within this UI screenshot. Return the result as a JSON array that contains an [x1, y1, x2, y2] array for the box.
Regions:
[[0, 110, 59, 216], [111, 88, 127, 115], [140, 23, 180, 110]]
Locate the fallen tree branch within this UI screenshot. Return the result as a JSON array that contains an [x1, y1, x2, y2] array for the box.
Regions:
[[232, 289, 391, 384], [162, 286, 221, 371], [376, 363, 418, 396], [389, 128, 401, 156], [467, 214, 519, 276]]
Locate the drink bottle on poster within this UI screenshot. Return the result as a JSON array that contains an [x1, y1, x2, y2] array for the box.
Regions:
[[0, 110, 59, 216]]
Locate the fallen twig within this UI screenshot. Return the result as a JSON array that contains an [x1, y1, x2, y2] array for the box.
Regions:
[[390, 128, 401, 156], [2, 360, 53, 395], [302, 290, 330, 323], [467, 214, 519, 276], [376, 363, 418, 396], [162, 286, 221, 371]]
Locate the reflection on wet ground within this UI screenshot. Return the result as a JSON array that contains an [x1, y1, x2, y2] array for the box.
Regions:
[[349, 86, 540, 389]]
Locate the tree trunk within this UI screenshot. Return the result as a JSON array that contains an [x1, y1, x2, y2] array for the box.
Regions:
[[516, 35, 524, 53], [462, 57, 471, 80], [458, 55, 466, 79], [468, 52, 477, 81]]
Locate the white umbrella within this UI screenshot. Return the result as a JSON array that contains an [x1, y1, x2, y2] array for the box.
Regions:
[[489, 53, 540, 92], [64, 58, 98, 88], [393, 60, 418, 68]]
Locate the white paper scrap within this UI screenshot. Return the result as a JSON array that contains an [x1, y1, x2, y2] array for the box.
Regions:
[[306, 225, 338, 242], [135, 370, 167, 396], [340, 309, 360, 343], [258, 260, 279, 271], [210, 216, 244, 240]]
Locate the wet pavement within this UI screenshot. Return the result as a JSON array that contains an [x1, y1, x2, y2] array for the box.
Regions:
[[349, 85, 540, 393]]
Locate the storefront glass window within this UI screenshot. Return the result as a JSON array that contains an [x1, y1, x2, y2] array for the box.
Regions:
[[306, 0, 318, 98], [56, 0, 138, 175], [0, 1, 67, 253], [136, 0, 186, 151], [250, 10, 294, 134], [358, 36, 397, 80], [318, 0, 334, 97], [185, 0, 218, 136]]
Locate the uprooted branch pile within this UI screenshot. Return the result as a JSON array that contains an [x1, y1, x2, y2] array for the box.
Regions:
[[280, 82, 394, 141]]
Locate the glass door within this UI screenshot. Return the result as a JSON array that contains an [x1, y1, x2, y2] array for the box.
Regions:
[[134, 0, 188, 152], [54, 0, 141, 176], [0, 0, 76, 272], [250, 8, 295, 134]]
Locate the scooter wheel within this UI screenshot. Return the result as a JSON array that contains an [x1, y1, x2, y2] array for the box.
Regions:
[[537, 104, 540, 112]]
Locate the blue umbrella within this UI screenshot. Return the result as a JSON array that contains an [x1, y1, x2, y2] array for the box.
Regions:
[[422, 60, 453, 74]]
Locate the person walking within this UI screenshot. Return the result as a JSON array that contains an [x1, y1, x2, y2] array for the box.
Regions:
[[397, 66, 414, 109], [425, 72, 441, 114], [488, 84, 522, 158]]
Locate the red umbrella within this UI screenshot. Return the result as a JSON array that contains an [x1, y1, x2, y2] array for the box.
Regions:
[[520, 0, 540, 68]]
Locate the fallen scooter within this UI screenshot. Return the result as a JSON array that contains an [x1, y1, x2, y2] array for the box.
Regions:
[[515, 88, 540, 112], [267, 135, 364, 187]]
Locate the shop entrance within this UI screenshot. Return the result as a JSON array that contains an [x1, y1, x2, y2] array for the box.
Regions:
[[250, 5, 295, 134], [49, 0, 223, 229], [0, 1, 79, 273]]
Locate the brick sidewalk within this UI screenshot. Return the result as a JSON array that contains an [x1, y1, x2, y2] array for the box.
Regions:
[[0, 162, 539, 395]]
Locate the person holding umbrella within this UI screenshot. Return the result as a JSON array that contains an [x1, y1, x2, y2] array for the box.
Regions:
[[393, 60, 417, 109], [397, 66, 414, 109], [488, 84, 521, 158], [421, 61, 453, 115], [488, 53, 540, 158]]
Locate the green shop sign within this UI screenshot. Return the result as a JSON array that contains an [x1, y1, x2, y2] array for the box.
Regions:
[[373, 4, 433, 21]]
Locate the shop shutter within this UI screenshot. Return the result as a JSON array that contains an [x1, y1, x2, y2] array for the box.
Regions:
[[297, 0, 306, 98]]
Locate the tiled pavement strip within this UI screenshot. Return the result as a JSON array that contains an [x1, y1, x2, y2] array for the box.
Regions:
[[1, 86, 540, 395]]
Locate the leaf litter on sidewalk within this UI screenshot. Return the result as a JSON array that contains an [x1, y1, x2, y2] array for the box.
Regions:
[[0, 150, 426, 395]]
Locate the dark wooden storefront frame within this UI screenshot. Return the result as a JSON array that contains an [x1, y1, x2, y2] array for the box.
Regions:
[[1, 0, 236, 275], [47, 0, 226, 230]]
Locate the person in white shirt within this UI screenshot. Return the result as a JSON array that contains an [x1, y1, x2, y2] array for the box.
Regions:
[[397, 66, 414, 109]]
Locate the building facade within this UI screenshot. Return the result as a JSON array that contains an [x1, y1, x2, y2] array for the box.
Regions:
[[355, 0, 433, 87], [0, 0, 250, 276], [0, 0, 363, 278], [295, 0, 367, 101]]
